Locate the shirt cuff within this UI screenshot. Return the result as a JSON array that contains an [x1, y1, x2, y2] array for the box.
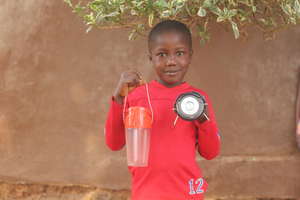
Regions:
[[111, 96, 124, 109], [194, 119, 217, 130]]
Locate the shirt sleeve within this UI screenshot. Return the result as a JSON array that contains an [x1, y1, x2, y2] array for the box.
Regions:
[[105, 97, 126, 151], [194, 94, 221, 160]]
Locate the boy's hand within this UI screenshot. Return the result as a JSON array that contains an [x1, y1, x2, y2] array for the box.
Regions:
[[197, 106, 209, 123], [113, 70, 142, 104]]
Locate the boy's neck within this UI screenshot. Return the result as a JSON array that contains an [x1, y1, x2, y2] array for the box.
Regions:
[[157, 79, 184, 88]]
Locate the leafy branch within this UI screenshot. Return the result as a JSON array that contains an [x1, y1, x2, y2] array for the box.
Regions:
[[64, 0, 300, 44]]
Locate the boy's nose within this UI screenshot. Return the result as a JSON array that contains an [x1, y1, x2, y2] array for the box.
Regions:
[[166, 55, 176, 66]]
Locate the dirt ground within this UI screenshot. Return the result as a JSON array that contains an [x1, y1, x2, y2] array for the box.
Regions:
[[0, 180, 129, 200], [0, 180, 298, 200]]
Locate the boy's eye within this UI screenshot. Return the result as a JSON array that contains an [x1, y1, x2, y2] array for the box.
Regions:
[[157, 52, 167, 57], [176, 51, 184, 56]]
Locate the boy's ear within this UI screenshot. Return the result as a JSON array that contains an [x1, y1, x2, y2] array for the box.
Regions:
[[190, 49, 193, 57], [189, 50, 193, 64]]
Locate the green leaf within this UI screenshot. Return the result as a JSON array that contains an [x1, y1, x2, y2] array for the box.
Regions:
[[228, 9, 237, 18], [283, 3, 293, 15], [197, 7, 207, 17], [136, 1, 144, 8], [161, 10, 171, 18], [106, 11, 120, 17], [148, 12, 154, 27], [86, 26, 93, 33], [210, 6, 222, 16], [128, 30, 137, 40], [231, 21, 240, 39], [64, 0, 73, 7], [119, 5, 125, 13], [238, 0, 250, 6], [73, 2, 86, 15], [154, 0, 169, 9], [217, 16, 225, 22], [174, 0, 186, 9], [295, 0, 300, 17], [228, 0, 237, 7], [197, 24, 210, 45], [203, 0, 213, 8], [259, 18, 267, 25], [96, 14, 104, 23], [290, 17, 297, 24]]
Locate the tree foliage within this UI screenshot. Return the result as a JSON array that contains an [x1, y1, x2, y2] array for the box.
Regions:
[[64, 0, 300, 44]]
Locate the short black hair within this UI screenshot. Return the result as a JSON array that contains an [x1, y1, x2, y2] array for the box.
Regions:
[[148, 20, 192, 51]]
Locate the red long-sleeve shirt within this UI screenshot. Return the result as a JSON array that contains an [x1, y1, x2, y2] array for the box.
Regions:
[[105, 80, 220, 200]]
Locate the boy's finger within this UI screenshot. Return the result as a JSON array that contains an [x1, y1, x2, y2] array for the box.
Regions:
[[127, 69, 142, 79], [128, 78, 140, 87], [135, 71, 142, 80]]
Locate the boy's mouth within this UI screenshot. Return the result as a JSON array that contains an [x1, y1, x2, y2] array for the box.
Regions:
[[164, 69, 181, 76]]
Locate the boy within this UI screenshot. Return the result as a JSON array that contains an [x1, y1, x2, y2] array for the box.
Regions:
[[105, 20, 221, 200]]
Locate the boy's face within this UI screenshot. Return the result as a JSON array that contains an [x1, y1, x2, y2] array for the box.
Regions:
[[149, 31, 192, 87]]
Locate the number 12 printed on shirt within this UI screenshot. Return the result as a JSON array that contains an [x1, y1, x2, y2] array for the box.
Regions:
[[188, 178, 204, 195]]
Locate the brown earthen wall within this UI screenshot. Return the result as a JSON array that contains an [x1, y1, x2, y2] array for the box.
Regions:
[[0, 1, 300, 199]]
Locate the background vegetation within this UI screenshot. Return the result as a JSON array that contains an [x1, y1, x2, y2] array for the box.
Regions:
[[65, 0, 300, 44]]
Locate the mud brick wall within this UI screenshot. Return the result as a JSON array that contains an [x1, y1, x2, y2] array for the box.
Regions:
[[0, 1, 300, 199]]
